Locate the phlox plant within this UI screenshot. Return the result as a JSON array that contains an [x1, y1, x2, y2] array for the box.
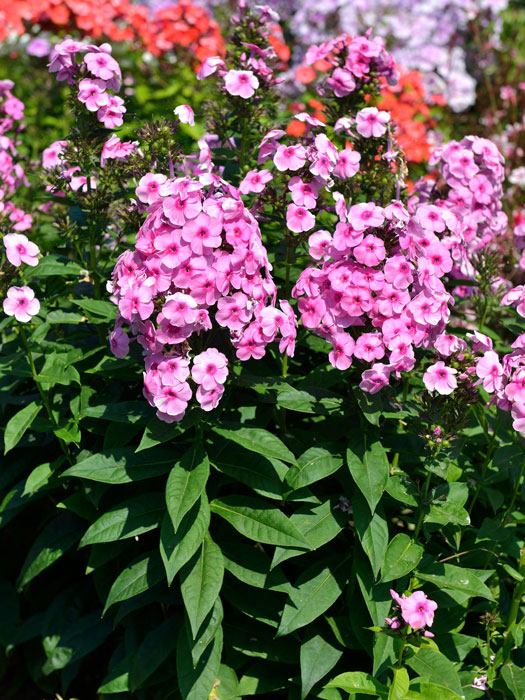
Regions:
[[0, 4, 524, 700]]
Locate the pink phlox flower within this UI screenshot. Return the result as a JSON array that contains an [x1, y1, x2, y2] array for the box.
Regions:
[[354, 332, 384, 363], [308, 230, 332, 260], [78, 78, 109, 112], [423, 361, 458, 395], [118, 282, 154, 321], [109, 327, 130, 358], [163, 192, 202, 226], [467, 330, 493, 353], [476, 351, 503, 392], [197, 56, 225, 80], [42, 140, 68, 169], [333, 148, 361, 179], [298, 295, 326, 329], [348, 202, 385, 231], [434, 333, 467, 357], [355, 107, 390, 138], [239, 169, 273, 194], [288, 177, 320, 209], [359, 362, 391, 393], [163, 292, 198, 326], [354, 234, 386, 267], [215, 292, 252, 331], [274, 144, 307, 172], [416, 204, 446, 233], [182, 213, 222, 254], [192, 348, 228, 390], [287, 204, 315, 233], [329, 332, 355, 370], [153, 380, 192, 417], [3, 233, 39, 267], [174, 105, 195, 126], [259, 306, 290, 341], [398, 590, 438, 629], [224, 70, 259, 99], [3, 285, 40, 322], [196, 383, 225, 411], [136, 173, 168, 205], [84, 51, 121, 84], [383, 255, 413, 289], [326, 67, 356, 97]]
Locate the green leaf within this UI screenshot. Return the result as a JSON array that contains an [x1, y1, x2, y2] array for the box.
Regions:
[[31, 254, 83, 277], [347, 432, 389, 514], [405, 683, 463, 700], [180, 535, 224, 639], [326, 671, 388, 696], [277, 555, 349, 637], [386, 473, 419, 507], [354, 388, 382, 425], [17, 513, 83, 590], [212, 450, 285, 500], [353, 494, 388, 579], [406, 649, 463, 697], [63, 447, 175, 483], [80, 401, 151, 425], [221, 541, 290, 593], [191, 598, 223, 666], [166, 445, 209, 531], [103, 552, 164, 614], [502, 663, 525, 700], [4, 401, 42, 454], [79, 493, 164, 547], [389, 668, 409, 700], [416, 563, 495, 601], [276, 386, 344, 414], [212, 426, 296, 464], [271, 498, 347, 567], [425, 502, 470, 527], [160, 495, 210, 586], [300, 629, 343, 699], [176, 622, 223, 700], [210, 496, 310, 548], [36, 352, 80, 389], [72, 298, 117, 322], [129, 617, 179, 690], [285, 447, 342, 492], [381, 533, 423, 583]]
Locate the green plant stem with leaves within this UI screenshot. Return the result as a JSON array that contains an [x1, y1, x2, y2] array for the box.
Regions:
[[18, 325, 72, 464]]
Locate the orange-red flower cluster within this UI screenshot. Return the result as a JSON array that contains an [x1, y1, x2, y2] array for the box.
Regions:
[[0, 0, 224, 66], [377, 70, 442, 164]]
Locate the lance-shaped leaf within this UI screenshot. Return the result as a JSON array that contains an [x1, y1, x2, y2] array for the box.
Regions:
[[63, 447, 175, 483], [4, 401, 42, 454], [285, 447, 343, 493], [300, 626, 343, 699], [212, 426, 296, 464], [210, 496, 310, 548], [103, 551, 164, 614], [166, 444, 209, 531], [380, 533, 423, 583], [79, 493, 164, 546], [180, 535, 224, 639], [347, 432, 389, 514], [277, 555, 349, 637], [176, 620, 223, 700]]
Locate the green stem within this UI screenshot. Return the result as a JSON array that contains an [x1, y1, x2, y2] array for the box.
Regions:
[[479, 294, 489, 334], [503, 548, 525, 663], [502, 457, 525, 524], [18, 326, 73, 464], [396, 630, 408, 668], [413, 472, 432, 540]]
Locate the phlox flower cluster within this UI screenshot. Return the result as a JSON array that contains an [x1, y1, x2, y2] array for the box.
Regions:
[[0, 81, 40, 325], [409, 136, 507, 282], [304, 32, 398, 98], [49, 40, 125, 129], [108, 171, 296, 423], [420, 328, 525, 438], [387, 589, 437, 635], [0, 80, 31, 232], [196, 5, 285, 100]]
